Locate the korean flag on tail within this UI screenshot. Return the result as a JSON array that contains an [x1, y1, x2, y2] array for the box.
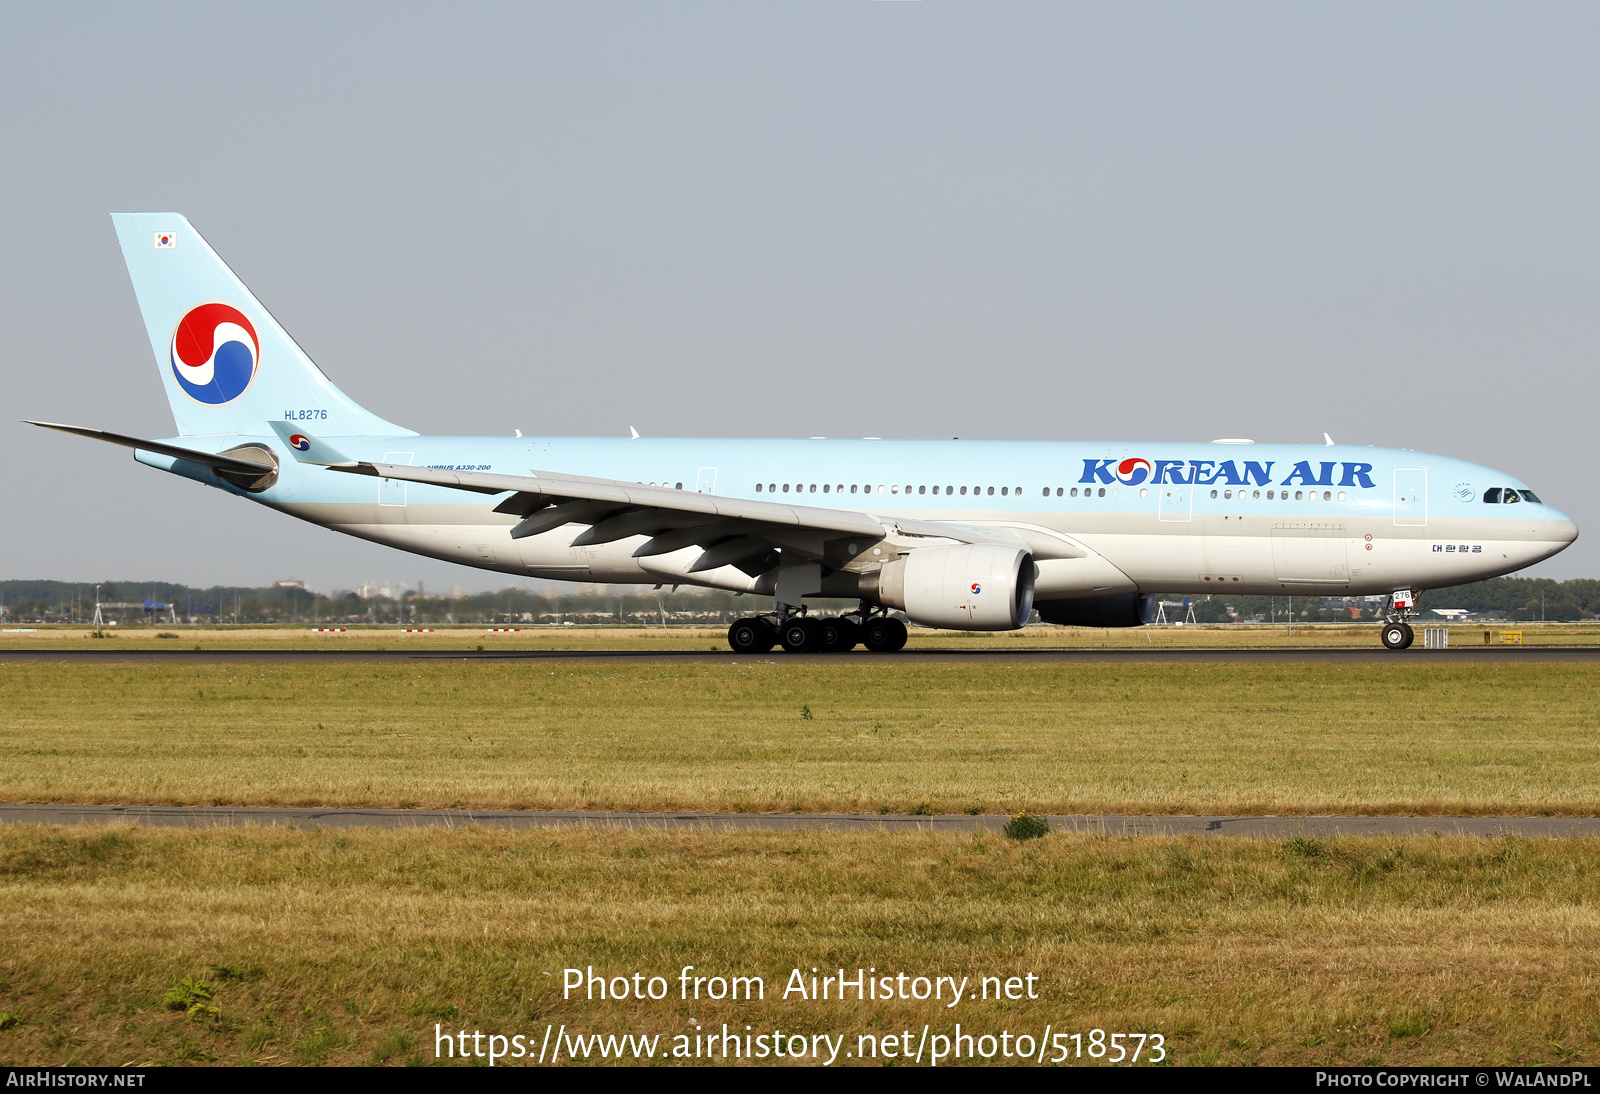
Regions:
[[153, 231, 175, 249]]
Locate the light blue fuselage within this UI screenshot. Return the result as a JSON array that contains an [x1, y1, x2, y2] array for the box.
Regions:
[[140, 434, 1576, 599]]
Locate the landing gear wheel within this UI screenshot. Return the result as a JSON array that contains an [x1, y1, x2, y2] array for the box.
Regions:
[[727, 618, 775, 653], [779, 618, 821, 653], [885, 618, 908, 651], [863, 617, 908, 652], [1380, 621, 1414, 650], [818, 617, 859, 653]]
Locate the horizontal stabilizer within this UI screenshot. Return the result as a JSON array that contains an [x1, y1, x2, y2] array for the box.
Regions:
[[24, 420, 279, 477]]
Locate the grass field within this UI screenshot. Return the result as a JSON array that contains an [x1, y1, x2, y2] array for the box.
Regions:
[[4, 621, 1597, 651], [0, 825, 1595, 1067], [1, 660, 1596, 815]]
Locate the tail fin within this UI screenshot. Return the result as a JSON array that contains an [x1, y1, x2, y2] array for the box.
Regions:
[[111, 213, 413, 438]]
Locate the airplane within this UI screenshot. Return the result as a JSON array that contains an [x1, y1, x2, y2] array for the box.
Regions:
[[27, 214, 1578, 652]]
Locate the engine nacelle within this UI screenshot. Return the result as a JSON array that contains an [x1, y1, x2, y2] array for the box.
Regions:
[[871, 544, 1035, 630], [1035, 593, 1156, 628]]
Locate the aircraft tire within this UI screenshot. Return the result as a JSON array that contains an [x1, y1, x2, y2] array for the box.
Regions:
[[863, 617, 907, 652], [728, 618, 775, 653], [818, 617, 858, 653], [1380, 621, 1411, 650], [884, 617, 909, 651], [779, 618, 821, 653]]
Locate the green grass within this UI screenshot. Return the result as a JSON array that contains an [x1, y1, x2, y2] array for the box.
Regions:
[[0, 661, 1596, 814], [1, 825, 1597, 1066]]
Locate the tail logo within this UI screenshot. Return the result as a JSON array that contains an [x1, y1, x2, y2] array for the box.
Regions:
[[288, 434, 311, 452], [170, 303, 259, 405]]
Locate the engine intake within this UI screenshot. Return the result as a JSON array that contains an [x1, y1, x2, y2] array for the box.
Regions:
[[870, 544, 1035, 631]]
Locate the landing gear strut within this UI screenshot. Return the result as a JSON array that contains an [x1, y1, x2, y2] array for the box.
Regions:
[[1379, 589, 1417, 650]]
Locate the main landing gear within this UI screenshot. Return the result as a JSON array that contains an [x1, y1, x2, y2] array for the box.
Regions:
[[726, 609, 907, 653], [1379, 589, 1417, 650]]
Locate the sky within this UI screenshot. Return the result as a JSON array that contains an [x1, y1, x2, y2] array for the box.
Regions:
[[3, 2, 1596, 591]]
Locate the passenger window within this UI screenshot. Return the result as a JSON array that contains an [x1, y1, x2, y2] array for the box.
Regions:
[[676, 483, 683, 490], [822, 484, 830, 493], [960, 486, 967, 495], [1056, 487, 1063, 497], [1294, 490, 1303, 501], [1098, 487, 1106, 497], [809, 484, 816, 493], [1322, 491, 1331, 501], [919, 485, 926, 495], [1521, 490, 1541, 503], [1000, 487, 1008, 496], [1210, 489, 1218, 499], [1252, 490, 1260, 499], [945, 485, 953, 494], [1267, 490, 1274, 500], [850, 484, 858, 494], [782, 483, 790, 493], [1223, 490, 1232, 499], [1071, 487, 1078, 498], [987, 486, 994, 496]]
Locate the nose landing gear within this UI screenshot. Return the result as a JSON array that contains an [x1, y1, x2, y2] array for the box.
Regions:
[[1379, 589, 1418, 650]]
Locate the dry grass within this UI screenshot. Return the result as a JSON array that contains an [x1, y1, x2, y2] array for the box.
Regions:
[[0, 825, 1596, 1066], [6, 621, 1597, 651], [0, 661, 1596, 815]]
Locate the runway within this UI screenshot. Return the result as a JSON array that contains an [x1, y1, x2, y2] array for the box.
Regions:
[[2, 803, 1595, 837], [2, 646, 1597, 665]]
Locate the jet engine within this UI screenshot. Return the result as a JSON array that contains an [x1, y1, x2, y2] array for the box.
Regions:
[[1034, 593, 1156, 628], [868, 544, 1035, 631]]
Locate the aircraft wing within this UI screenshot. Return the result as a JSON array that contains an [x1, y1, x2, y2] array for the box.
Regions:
[[330, 461, 1068, 572]]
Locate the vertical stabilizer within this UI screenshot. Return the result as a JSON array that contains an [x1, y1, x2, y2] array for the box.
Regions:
[[111, 213, 414, 438]]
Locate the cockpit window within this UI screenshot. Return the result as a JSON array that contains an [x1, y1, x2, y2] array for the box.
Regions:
[[1520, 489, 1542, 504], [1503, 488, 1521, 504], [1483, 488, 1502, 503]]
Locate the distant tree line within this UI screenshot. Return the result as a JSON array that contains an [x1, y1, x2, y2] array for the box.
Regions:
[[1188, 576, 1596, 624], [0, 580, 845, 626], [0, 576, 1591, 626]]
